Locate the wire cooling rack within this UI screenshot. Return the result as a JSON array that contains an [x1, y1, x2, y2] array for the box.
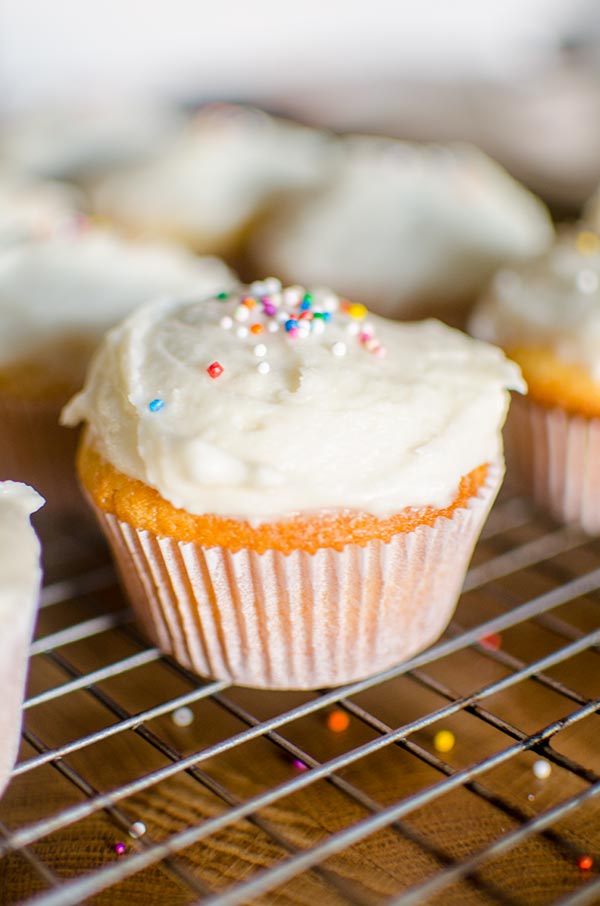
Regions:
[[3, 488, 600, 906]]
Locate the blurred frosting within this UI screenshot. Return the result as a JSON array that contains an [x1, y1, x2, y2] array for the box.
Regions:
[[0, 227, 237, 372], [92, 104, 337, 253], [63, 280, 524, 520], [0, 481, 44, 799], [0, 101, 184, 181], [470, 227, 600, 380], [250, 137, 554, 317], [0, 172, 83, 246]]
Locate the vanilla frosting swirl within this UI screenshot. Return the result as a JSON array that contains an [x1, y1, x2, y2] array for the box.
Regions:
[[470, 228, 600, 381], [64, 281, 523, 521]]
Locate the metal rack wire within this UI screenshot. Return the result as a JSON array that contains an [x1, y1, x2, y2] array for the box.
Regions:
[[3, 489, 600, 905]]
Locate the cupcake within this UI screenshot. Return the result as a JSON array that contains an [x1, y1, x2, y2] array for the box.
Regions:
[[0, 481, 44, 799], [0, 226, 237, 513], [249, 137, 553, 321], [92, 104, 336, 258], [470, 227, 600, 531], [63, 280, 523, 689]]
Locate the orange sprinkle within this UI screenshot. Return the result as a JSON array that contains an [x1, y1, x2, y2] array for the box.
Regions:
[[327, 710, 350, 733], [241, 296, 256, 309], [250, 324, 264, 335], [578, 855, 593, 871], [480, 632, 501, 651]]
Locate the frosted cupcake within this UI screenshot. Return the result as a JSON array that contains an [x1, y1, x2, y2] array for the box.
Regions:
[[0, 227, 237, 512], [92, 104, 336, 258], [63, 280, 523, 689], [249, 137, 553, 320], [0, 481, 44, 799], [470, 227, 600, 531]]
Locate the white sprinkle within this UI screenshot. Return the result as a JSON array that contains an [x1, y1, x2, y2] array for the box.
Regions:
[[533, 759, 551, 780], [254, 343, 267, 358], [365, 338, 378, 352], [267, 320, 279, 333], [249, 280, 268, 296], [282, 286, 303, 306], [220, 315, 233, 330], [236, 326, 248, 339], [312, 319, 325, 334], [129, 821, 147, 839], [346, 321, 360, 336], [276, 310, 289, 323], [331, 341, 347, 357], [297, 323, 311, 337], [257, 361, 271, 375], [172, 706, 194, 727], [234, 305, 249, 322], [362, 321, 375, 338], [577, 269, 599, 294], [263, 277, 282, 294]]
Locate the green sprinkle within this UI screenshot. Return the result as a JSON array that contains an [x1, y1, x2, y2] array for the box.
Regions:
[[216, 291, 229, 300]]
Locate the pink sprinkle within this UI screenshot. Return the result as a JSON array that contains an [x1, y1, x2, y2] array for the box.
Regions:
[[288, 327, 299, 338], [114, 842, 126, 855], [360, 329, 374, 342], [262, 301, 277, 317], [374, 345, 387, 357], [292, 759, 307, 771]]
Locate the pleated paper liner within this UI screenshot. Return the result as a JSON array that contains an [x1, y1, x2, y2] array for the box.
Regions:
[[91, 462, 503, 690], [508, 395, 600, 534], [0, 394, 84, 520]]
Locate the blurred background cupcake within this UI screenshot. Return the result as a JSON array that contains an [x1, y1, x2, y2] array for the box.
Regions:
[[470, 224, 600, 531], [92, 105, 337, 260], [0, 224, 236, 517], [249, 137, 554, 320]]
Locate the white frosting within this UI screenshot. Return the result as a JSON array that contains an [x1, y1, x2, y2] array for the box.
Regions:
[[0, 482, 44, 612], [0, 481, 44, 798], [250, 137, 554, 316], [63, 282, 524, 520], [93, 105, 336, 248], [470, 228, 600, 381], [0, 173, 82, 246], [0, 101, 183, 180], [0, 228, 237, 367]]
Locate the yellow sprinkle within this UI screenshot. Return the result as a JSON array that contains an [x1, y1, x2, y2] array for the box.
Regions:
[[348, 303, 368, 320], [576, 231, 600, 256], [433, 729, 455, 753]]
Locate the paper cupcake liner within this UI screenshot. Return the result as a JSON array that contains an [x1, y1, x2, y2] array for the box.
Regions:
[[91, 462, 503, 689], [507, 395, 600, 533], [0, 394, 83, 518]]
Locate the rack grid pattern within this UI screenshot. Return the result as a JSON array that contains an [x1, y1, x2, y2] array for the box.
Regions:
[[3, 490, 600, 905]]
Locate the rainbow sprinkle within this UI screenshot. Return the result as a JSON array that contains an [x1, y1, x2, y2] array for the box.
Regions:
[[148, 398, 164, 413]]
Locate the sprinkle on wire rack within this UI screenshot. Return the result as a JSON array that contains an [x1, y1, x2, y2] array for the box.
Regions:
[[3, 491, 600, 905]]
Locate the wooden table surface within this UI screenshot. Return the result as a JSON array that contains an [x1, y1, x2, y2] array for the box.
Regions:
[[2, 497, 600, 906]]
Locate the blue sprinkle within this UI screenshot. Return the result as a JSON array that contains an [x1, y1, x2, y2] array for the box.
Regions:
[[322, 311, 332, 322], [285, 319, 298, 332], [148, 398, 165, 413], [299, 299, 312, 311]]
